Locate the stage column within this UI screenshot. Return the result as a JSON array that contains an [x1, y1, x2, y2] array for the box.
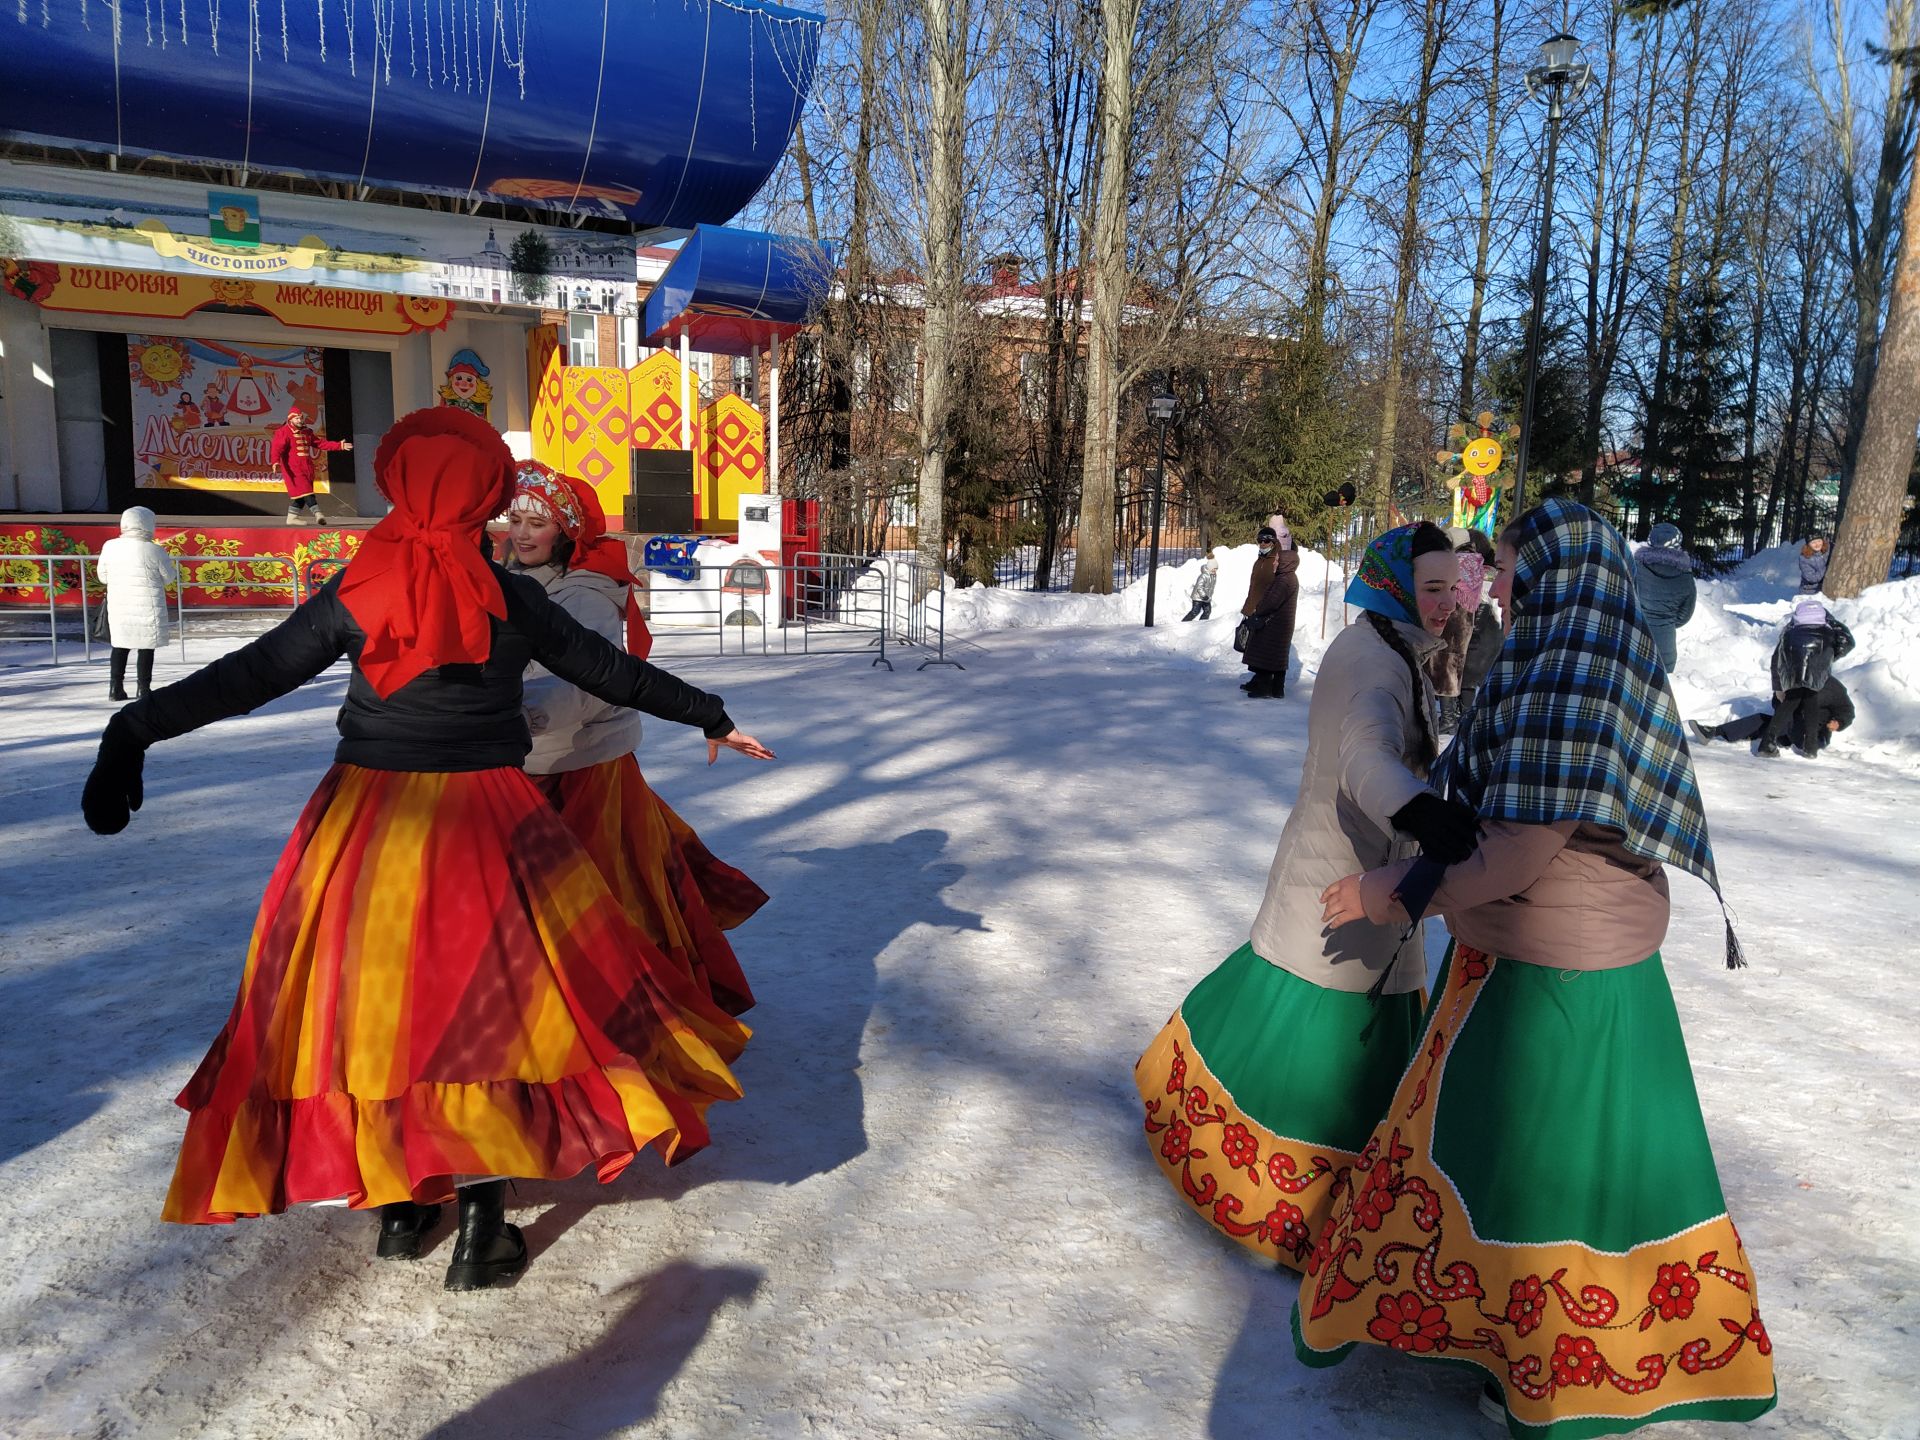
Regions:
[[0, 295, 61, 511]]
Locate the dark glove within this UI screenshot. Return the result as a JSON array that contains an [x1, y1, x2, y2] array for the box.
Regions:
[[1390, 791, 1479, 865], [82, 715, 147, 835]]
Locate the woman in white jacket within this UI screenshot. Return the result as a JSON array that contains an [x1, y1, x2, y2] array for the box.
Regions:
[[1134, 522, 1476, 1270], [95, 506, 177, 700], [505, 463, 769, 1015]]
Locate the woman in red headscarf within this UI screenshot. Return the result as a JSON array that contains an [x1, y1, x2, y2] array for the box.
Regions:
[[504, 463, 767, 1015], [80, 408, 774, 1291]]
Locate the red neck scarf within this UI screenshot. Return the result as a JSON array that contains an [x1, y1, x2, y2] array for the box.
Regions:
[[338, 409, 514, 697]]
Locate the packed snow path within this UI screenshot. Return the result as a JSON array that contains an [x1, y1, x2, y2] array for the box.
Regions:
[[2, 629, 1915, 1440]]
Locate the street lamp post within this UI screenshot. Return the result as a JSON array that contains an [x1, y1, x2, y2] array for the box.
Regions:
[[1512, 32, 1594, 518], [1143, 387, 1177, 627]]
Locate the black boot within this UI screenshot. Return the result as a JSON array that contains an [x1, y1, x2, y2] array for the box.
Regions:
[[444, 1180, 526, 1291], [108, 647, 129, 702], [1756, 736, 1780, 758], [376, 1200, 443, 1260], [1246, 671, 1278, 699], [1686, 719, 1717, 743]]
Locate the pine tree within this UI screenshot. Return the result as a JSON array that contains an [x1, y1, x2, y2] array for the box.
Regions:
[[1636, 280, 1746, 551], [1229, 333, 1370, 539]]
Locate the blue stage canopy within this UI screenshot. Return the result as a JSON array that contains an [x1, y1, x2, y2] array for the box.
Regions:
[[0, 0, 821, 231], [643, 224, 832, 356]]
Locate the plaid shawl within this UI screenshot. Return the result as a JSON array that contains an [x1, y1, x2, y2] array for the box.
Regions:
[[1429, 498, 1741, 966], [1345, 525, 1422, 626]]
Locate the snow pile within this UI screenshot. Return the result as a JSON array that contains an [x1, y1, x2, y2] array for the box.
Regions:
[[941, 540, 1920, 767], [1676, 545, 1920, 764]]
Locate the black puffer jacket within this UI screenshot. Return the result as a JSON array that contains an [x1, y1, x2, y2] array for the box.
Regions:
[[113, 565, 733, 770], [1770, 616, 1855, 695], [1459, 603, 1504, 692]]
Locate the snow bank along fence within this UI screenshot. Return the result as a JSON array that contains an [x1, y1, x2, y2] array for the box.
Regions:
[[642, 549, 960, 671], [0, 551, 342, 665]]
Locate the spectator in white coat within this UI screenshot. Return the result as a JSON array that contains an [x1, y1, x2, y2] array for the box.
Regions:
[[95, 506, 177, 700]]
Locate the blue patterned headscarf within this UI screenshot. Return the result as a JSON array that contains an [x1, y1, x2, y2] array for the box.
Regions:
[[1344, 525, 1422, 627], [1430, 498, 1740, 965]]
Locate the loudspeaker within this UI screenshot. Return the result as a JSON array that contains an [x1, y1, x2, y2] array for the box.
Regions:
[[624, 450, 696, 534]]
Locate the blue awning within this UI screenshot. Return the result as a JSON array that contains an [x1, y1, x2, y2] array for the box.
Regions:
[[643, 225, 833, 357], [2, 0, 822, 230]]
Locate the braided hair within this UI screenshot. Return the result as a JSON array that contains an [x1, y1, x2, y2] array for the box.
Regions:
[[1362, 521, 1452, 773]]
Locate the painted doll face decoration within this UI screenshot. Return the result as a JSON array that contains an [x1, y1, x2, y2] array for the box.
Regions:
[[449, 370, 479, 400], [1462, 436, 1503, 476]]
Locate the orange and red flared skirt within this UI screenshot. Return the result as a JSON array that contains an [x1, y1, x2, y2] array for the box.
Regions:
[[162, 764, 750, 1224], [532, 754, 767, 1016]]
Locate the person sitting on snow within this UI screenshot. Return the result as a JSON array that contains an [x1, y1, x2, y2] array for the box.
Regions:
[[1182, 555, 1219, 622], [1631, 522, 1697, 672], [1689, 673, 1855, 757], [1752, 599, 1855, 758]]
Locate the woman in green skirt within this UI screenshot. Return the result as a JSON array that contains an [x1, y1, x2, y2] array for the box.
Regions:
[[1135, 523, 1476, 1270], [1305, 498, 1775, 1437]]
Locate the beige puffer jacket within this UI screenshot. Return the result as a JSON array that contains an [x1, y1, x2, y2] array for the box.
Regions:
[[1247, 613, 1444, 995], [515, 561, 642, 776]]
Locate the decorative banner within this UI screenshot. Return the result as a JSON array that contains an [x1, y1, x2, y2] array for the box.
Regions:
[[0, 160, 642, 306], [0, 522, 361, 608], [128, 335, 333, 493], [2, 260, 452, 336], [702, 393, 768, 530]]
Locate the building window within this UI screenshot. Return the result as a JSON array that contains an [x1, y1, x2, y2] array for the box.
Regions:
[[568, 312, 599, 367], [731, 354, 755, 398], [690, 350, 716, 401], [1019, 352, 1044, 416], [616, 316, 637, 370], [856, 340, 918, 412]]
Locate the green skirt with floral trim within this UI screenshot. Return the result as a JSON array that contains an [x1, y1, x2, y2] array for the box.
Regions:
[[1135, 943, 1421, 1269]]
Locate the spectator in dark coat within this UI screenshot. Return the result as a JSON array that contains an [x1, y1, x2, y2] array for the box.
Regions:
[[1454, 529, 1502, 726], [1244, 520, 1301, 698], [1799, 538, 1830, 594], [1689, 675, 1855, 754], [1757, 599, 1855, 758], [1631, 522, 1697, 671]]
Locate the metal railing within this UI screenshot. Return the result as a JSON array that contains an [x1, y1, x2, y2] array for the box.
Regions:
[[0, 551, 323, 666], [640, 549, 959, 671]]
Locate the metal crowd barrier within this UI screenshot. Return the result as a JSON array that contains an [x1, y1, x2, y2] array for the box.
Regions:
[[0, 551, 313, 667]]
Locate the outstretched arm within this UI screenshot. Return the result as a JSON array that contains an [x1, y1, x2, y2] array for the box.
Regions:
[[503, 568, 743, 738], [84, 585, 349, 833]]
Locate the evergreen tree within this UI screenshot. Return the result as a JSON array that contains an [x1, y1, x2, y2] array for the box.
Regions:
[[1485, 329, 1588, 504], [1635, 280, 1747, 550], [1229, 333, 1371, 542]]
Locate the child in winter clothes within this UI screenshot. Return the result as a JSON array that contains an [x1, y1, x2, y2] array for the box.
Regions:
[[1759, 598, 1855, 758], [1632, 522, 1697, 671], [1690, 675, 1854, 754], [1182, 555, 1218, 622], [95, 506, 177, 700], [1799, 537, 1830, 594]]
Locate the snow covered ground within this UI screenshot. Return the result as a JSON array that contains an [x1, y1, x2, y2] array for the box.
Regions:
[[2, 558, 1917, 1439]]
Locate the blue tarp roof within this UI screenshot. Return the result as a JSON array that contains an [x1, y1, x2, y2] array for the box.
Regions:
[[643, 225, 833, 356], [1, 0, 821, 230]]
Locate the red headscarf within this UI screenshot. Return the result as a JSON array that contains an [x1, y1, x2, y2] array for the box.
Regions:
[[509, 462, 653, 658], [337, 408, 515, 698]]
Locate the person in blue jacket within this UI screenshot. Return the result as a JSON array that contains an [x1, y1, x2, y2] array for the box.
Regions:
[[1631, 522, 1697, 672]]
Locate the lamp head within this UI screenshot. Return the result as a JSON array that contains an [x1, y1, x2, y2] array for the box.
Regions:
[[1146, 392, 1177, 424], [1538, 32, 1579, 73]]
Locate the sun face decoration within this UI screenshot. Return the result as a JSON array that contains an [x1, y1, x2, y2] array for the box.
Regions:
[[129, 337, 193, 395], [1462, 436, 1503, 476], [1435, 410, 1519, 536]]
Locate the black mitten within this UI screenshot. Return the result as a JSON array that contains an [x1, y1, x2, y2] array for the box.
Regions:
[[82, 715, 147, 835], [1390, 791, 1479, 865]]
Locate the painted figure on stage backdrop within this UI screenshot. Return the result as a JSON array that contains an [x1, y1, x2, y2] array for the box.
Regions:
[[439, 349, 493, 418], [270, 404, 351, 526], [224, 354, 275, 420], [200, 382, 228, 427]]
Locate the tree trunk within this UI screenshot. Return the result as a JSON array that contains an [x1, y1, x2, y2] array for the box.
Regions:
[[915, 0, 969, 584], [1070, 0, 1140, 594], [1829, 148, 1920, 596], [1369, 0, 1446, 518], [1456, 0, 1507, 428]]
